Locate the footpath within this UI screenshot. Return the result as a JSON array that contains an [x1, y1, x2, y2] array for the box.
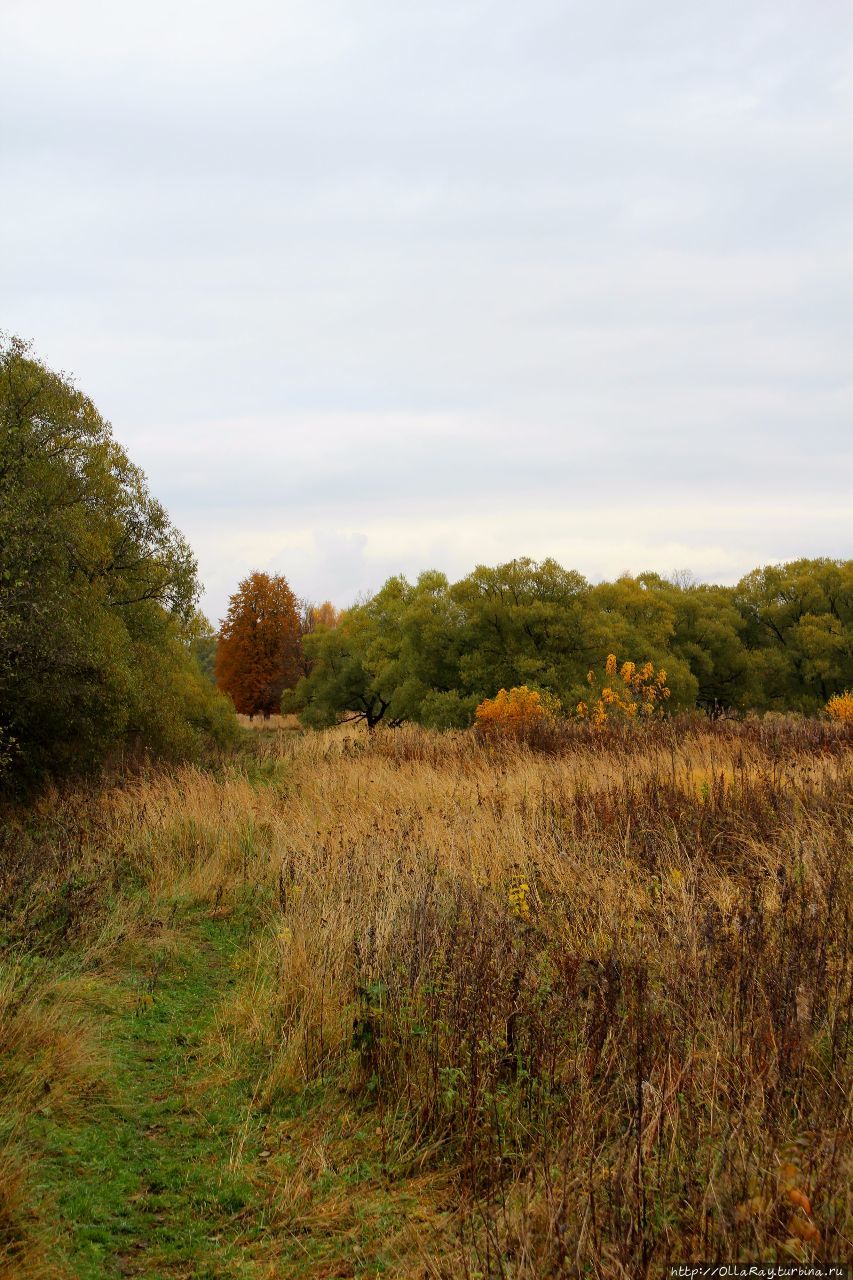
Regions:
[[28, 908, 444, 1279]]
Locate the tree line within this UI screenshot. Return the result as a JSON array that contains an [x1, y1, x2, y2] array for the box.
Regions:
[[291, 558, 852, 728], [219, 557, 852, 730], [3, 338, 849, 793]]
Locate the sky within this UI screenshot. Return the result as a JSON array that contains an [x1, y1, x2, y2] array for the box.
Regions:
[[2, 0, 851, 626]]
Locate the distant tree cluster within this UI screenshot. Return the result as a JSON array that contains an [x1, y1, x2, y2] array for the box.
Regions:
[[0, 338, 238, 790], [285, 558, 853, 730]]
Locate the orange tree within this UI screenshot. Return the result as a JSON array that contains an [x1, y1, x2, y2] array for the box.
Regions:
[[215, 572, 302, 717], [576, 653, 670, 724]]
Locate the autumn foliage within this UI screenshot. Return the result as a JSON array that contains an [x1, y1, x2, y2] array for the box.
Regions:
[[576, 652, 670, 724], [302, 601, 341, 634], [215, 572, 302, 717], [474, 685, 560, 739], [826, 690, 853, 723]]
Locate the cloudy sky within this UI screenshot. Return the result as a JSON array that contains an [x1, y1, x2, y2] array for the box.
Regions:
[[2, 0, 851, 624]]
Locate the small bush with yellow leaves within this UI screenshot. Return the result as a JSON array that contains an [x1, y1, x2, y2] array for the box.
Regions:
[[576, 653, 670, 724], [825, 690, 853, 723], [474, 686, 561, 740]]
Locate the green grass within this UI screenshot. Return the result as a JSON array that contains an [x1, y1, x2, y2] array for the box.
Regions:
[[28, 911, 266, 1278], [17, 904, 447, 1279]]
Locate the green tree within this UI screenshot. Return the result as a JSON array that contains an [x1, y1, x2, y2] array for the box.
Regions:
[[0, 337, 237, 787], [450, 558, 590, 704], [636, 574, 753, 713], [287, 604, 393, 730], [734, 559, 853, 710], [288, 578, 412, 729], [286, 555, 853, 732], [297, 600, 341, 677], [581, 576, 697, 709], [288, 572, 471, 730], [393, 570, 474, 727], [190, 617, 218, 684]]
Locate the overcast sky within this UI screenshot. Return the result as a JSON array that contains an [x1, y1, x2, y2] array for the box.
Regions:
[[2, 0, 851, 624]]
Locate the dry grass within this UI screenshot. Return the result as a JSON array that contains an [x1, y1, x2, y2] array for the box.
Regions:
[[236, 712, 303, 732], [1, 717, 850, 1276]]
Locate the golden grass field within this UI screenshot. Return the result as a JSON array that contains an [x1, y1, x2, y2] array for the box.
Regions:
[[1, 718, 850, 1277], [236, 713, 303, 732]]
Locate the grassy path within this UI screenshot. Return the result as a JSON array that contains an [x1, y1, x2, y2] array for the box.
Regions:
[[27, 909, 447, 1279], [31, 912, 272, 1279]]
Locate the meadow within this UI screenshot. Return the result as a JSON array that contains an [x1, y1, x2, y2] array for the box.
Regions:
[[0, 716, 850, 1278]]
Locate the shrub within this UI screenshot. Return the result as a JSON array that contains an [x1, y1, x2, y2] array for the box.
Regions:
[[576, 652, 670, 723], [826, 690, 853, 723], [474, 685, 560, 740]]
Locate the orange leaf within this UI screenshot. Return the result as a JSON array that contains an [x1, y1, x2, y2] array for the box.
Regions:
[[786, 1188, 812, 1216], [787, 1214, 820, 1244]]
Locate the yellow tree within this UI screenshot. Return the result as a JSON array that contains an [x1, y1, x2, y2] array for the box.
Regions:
[[303, 600, 341, 632], [215, 572, 302, 717]]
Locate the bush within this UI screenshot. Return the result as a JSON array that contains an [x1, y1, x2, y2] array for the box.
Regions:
[[826, 690, 853, 723], [576, 652, 671, 724], [474, 685, 560, 740]]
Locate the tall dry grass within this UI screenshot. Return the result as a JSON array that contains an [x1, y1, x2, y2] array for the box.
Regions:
[[1, 717, 850, 1275]]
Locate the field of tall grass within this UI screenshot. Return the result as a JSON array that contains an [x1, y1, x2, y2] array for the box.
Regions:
[[1, 717, 850, 1277]]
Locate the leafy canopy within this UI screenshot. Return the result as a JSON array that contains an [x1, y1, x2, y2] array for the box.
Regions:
[[0, 336, 237, 788], [215, 572, 302, 717], [288, 556, 853, 729]]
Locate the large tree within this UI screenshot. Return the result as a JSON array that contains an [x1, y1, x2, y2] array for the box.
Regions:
[[287, 572, 474, 730], [734, 559, 853, 711], [287, 579, 411, 730], [451, 557, 590, 700], [215, 572, 302, 717], [0, 336, 237, 788]]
